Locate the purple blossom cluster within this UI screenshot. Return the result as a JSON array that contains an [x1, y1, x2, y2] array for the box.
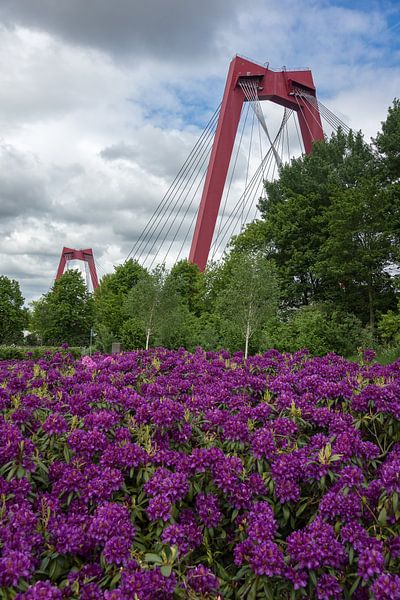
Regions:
[[0, 347, 399, 598]]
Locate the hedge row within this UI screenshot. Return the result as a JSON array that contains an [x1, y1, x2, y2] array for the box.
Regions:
[[0, 346, 84, 360]]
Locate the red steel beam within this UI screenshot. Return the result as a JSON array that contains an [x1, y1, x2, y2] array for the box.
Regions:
[[189, 56, 324, 271]]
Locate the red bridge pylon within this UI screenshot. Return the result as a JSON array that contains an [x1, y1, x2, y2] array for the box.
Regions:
[[56, 247, 99, 290], [189, 55, 324, 271]]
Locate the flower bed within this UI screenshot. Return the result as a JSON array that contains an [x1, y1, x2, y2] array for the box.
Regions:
[[0, 348, 399, 599]]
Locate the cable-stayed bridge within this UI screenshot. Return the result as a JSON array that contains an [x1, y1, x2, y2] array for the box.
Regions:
[[56, 55, 351, 283]]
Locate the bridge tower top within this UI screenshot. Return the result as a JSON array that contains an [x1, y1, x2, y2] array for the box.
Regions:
[[189, 55, 324, 271], [55, 247, 99, 290]]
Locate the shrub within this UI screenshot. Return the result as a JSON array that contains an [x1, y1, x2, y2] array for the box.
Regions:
[[265, 304, 368, 356], [0, 348, 399, 598], [0, 346, 83, 360]]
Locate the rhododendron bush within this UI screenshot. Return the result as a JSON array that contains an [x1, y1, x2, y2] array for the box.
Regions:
[[0, 348, 399, 599]]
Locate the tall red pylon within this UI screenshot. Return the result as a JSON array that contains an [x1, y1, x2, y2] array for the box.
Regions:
[[189, 55, 324, 271], [55, 247, 99, 290]]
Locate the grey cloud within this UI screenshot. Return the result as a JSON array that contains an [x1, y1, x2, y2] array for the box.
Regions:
[[100, 125, 199, 178], [100, 143, 136, 162], [0, 0, 240, 61], [0, 144, 51, 219]]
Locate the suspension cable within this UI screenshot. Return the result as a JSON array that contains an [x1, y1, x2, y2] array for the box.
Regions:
[[217, 144, 278, 258], [141, 120, 217, 267], [242, 108, 255, 227], [158, 149, 212, 268], [293, 109, 305, 154], [125, 103, 221, 262], [133, 116, 218, 263], [239, 79, 282, 168], [293, 94, 315, 143], [210, 108, 290, 257], [134, 106, 220, 262], [295, 89, 350, 134]]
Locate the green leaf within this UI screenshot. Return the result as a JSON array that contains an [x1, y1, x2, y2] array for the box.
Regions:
[[16, 466, 26, 479], [247, 579, 258, 600], [349, 576, 361, 596], [160, 564, 172, 577], [392, 492, 399, 513], [262, 581, 275, 600], [144, 553, 162, 564], [63, 445, 71, 463], [296, 502, 308, 517], [110, 571, 121, 588], [283, 505, 290, 522], [378, 506, 387, 526]]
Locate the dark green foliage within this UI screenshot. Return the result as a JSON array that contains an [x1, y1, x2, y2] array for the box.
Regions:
[[94, 259, 148, 340], [378, 298, 400, 345], [265, 304, 367, 356], [375, 98, 400, 181], [164, 260, 205, 316], [231, 104, 400, 335], [31, 270, 94, 346], [0, 275, 27, 344], [120, 317, 147, 350], [256, 129, 383, 310]]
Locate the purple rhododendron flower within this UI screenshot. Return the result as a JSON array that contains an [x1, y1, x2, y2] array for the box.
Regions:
[[186, 564, 219, 594], [0, 348, 399, 597]]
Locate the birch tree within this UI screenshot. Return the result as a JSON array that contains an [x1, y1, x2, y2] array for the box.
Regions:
[[216, 252, 279, 358], [124, 267, 165, 350]]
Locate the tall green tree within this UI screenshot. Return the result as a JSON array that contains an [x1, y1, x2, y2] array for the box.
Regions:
[[0, 275, 27, 344], [94, 259, 147, 341], [317, 177, 398, 328], [31, 270, 94, 346], [257, 129, 377, 309], [124, 266, 194, 350], [164, 260, 204, 316], [123, 267, 165, 350], [230, 120, 400, 333], [215, 252, 279, 358], [375, 98, 400, 182]]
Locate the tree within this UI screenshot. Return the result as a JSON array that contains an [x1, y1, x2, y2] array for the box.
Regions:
[[317, 178, 398, 329], [31, 270, 94, 346], [124, 266, 193, 350], [94, 259, 147, 339], [266, 304, 367, 357], [215, 252, 280, 359], [375, 98, 400, 182], [124, 268, 165, 350], [229, 123, 400, 333], [0, 275, 27, 344], [256, 129, 378, 309], [164, 260, 204, 316]]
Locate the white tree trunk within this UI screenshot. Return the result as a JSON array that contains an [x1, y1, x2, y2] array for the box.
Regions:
[[244, 320, 251, 360], [146, 303, 156, 350], [244, 300, 253, 360], [145, 328, 151, 350]]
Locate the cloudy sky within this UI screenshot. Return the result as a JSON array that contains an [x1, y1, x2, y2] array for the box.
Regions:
[[0, 0, 399, 303]]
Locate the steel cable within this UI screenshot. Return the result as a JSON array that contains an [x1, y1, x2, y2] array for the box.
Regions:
[[135, 111, 219, 264], [125, 103, 221, 262], [141, 121, 218, 266]]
